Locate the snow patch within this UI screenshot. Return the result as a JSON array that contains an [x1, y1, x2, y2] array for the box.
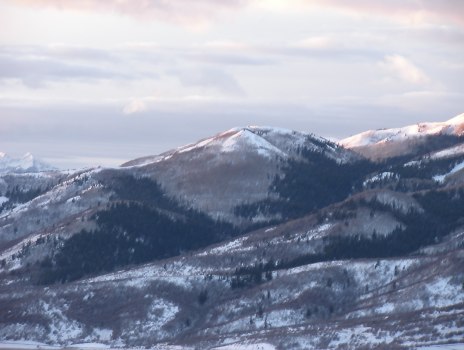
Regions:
[[425, 277, 464, 308], [146, 298, 179, 330], [303, 222, 333, 240], [66, 195, 81, 204], [91, 328, 112, 342], [85, 262, 206, 290], [213, 342, 276, 350], [374, 302, 395, 314], [0, 341, 59, 349], [372, 190, 423, 214], [363, 172, 398, 186], [200, 236, 249, 256], [417, 344, 464, 350], [431, 143, 464, 160], [39, 301, 83, 343], [67, 343, 110, 349], [433, 160, 464, 183]]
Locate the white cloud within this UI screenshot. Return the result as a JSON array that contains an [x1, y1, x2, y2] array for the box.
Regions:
[[123, 99, 148, 115], [295, 36, 333, 49], [381, 54, 430, 84]]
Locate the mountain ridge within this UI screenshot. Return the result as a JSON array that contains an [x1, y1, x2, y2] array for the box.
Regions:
[[0, 115, 464, 349], [341, 113, 464, 148], [340, 113, 464, 160], [120, 126, 358, 225], [122, 125, 357, 168]]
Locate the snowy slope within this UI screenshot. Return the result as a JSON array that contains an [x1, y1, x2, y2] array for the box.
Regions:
[[340, 113, 464, 160], [0, 199, 462, 349], [341, 113, 464, 149]]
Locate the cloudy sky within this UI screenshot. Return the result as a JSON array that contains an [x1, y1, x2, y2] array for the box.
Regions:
[[1, 0, 463, 168]]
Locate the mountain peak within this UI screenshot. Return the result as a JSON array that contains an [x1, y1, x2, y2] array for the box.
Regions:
[[0, 152, 56, 173], [169, 126, 288, 159], [123, 125, 354, 168]]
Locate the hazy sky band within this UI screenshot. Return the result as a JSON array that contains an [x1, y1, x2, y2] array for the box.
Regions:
[[0, 0, 463, 168]]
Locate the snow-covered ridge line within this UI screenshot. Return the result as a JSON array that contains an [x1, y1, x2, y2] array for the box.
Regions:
[[122, 125, 355, 168], [340, 113, 464, 149]]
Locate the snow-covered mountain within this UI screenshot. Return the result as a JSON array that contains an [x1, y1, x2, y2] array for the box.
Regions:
[[124, 126, 355, 167], [0, 126, 356, 254], [1, 119, 464, 349], [340, 113, 464, 159], [122, 126, 358, 224], [0, 152, 55, 173]]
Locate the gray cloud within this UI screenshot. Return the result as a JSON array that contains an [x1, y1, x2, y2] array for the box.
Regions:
[[408, 26, 464, 46], [0, 45, 118, 63], [0, 32, 410, 90], [1, 45, 142, 86], [181, 51, 275, 66], [168, 68, 245, 96], [127, 45, 277, 67], [46, 45, 120, 63], [0, 46, 145, 87], [163, 42, 383, 66], [263, 46, 384, 62], [0, 44, 276, 88], [0, 56, 128, 88]]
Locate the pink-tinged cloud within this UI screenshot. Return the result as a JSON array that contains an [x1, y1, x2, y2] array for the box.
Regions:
[[304, 0, 464, 26], [13, 0, 249, 27], [381, 54, 430, 85], [12, 0, 464, 27]]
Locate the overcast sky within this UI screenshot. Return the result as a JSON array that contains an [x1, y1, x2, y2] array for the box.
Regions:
[[1, 0, 463, 168]]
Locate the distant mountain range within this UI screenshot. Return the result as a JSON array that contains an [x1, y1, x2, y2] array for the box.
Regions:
[[0, 114, 463, 349], [0, 152, 55, 173]]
